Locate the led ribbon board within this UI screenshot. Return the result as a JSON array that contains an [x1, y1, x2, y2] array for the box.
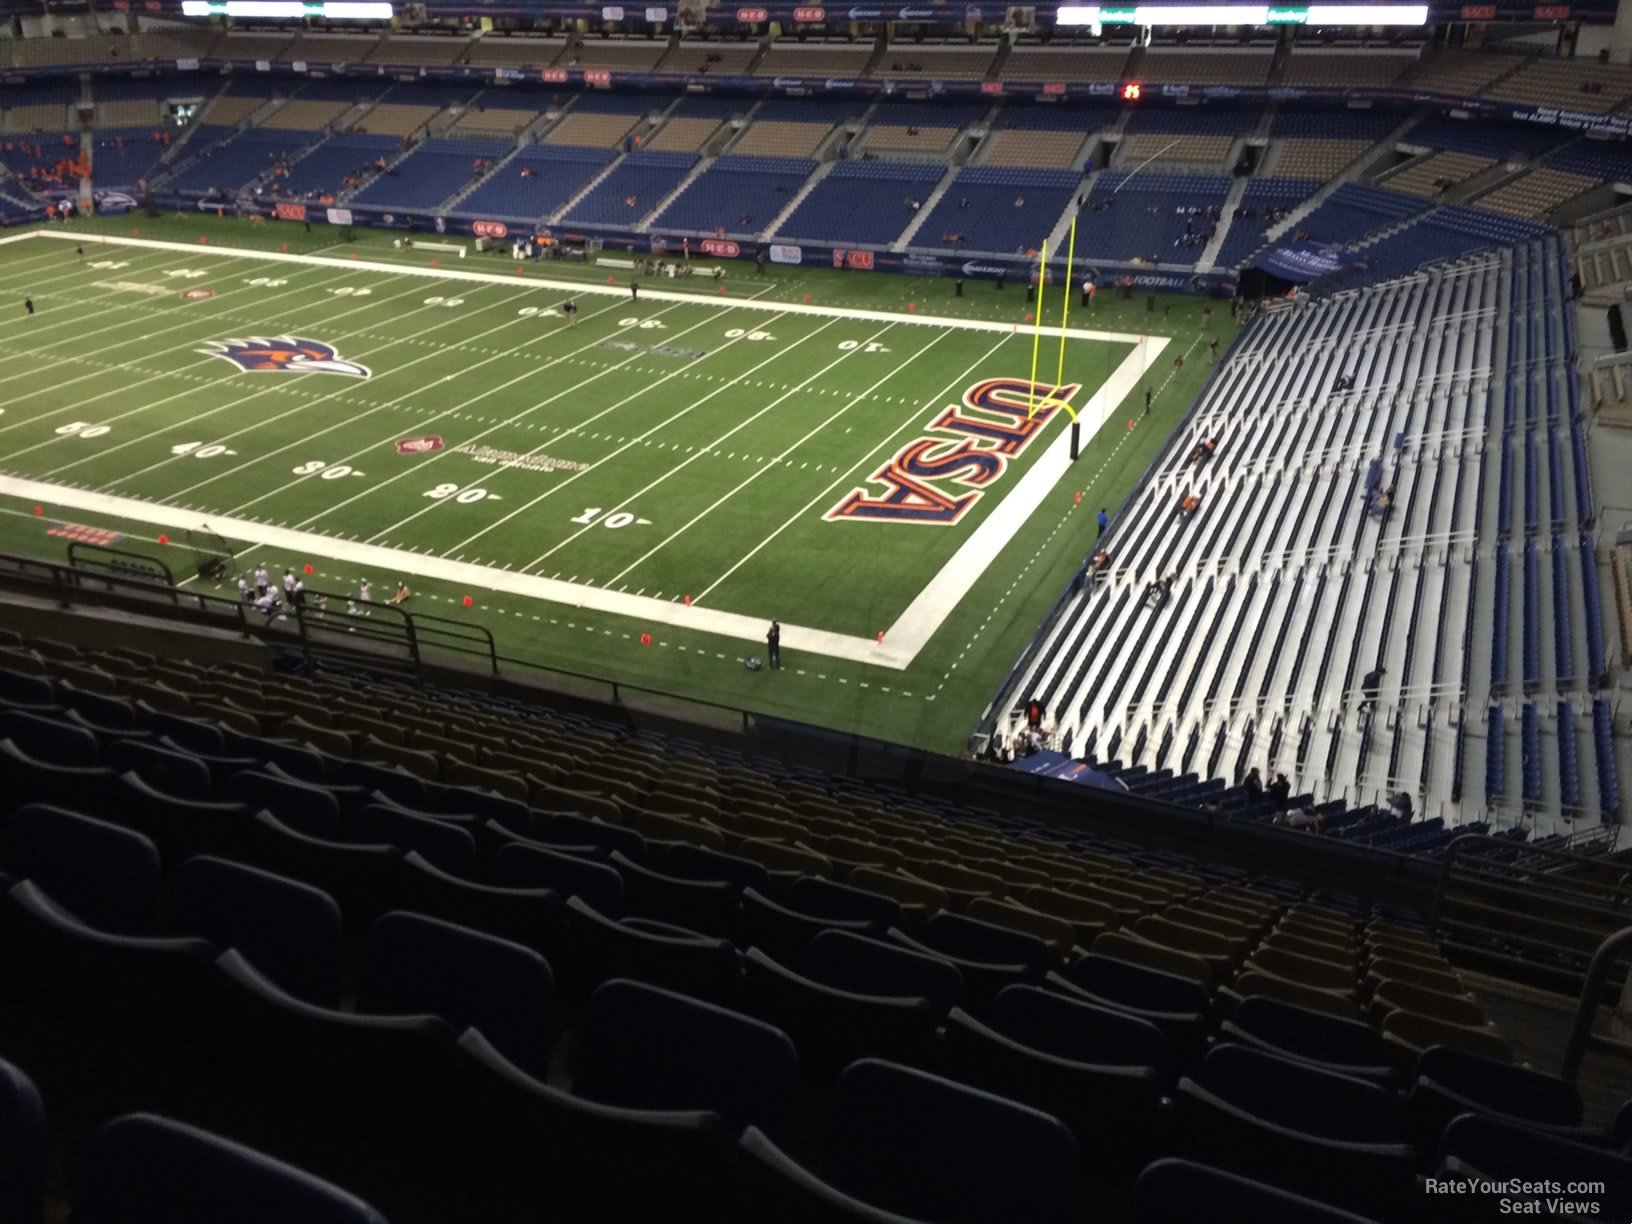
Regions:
[[1056, 4, 1429, 22], [180, 1, 394, 17]]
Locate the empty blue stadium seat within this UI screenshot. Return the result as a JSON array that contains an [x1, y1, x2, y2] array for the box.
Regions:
[[1407, 1045, 1584, 1152], [823, 1058, 1080, 1223], [565, 893, 739, 1001], [455, 1026, 738, 1219], [359, 909, 557, 1078], [353, 803, 477, 876], [806, 928, 965, 1013], [575, 977, 798, 1136], [1133, 1158, 1382, 1224], [1198, 1043, 1402, 1144], [743, 946, 939, 1081], [1436, 1113, 1632, 1219], [491, 839, 625, 915], [170, 855, 343, 1006], [0, 805, 161, 934], [1172, 1077, 1416, 1219], [0, 1057, 45, 1224], [737, 1125, 926, 1223], [73, 1113, 390, 1224]]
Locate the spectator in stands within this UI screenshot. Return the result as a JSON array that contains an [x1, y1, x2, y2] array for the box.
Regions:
[[1389, 791, 1414, 821], [1273, 807, 1324, 832], [1243, 767, 1263, 799], [1143, 573, 1176, 609], [1091, 548, 1110, 571], [1175, 492, 1200, 521], [1188, 438, 1217, 467], [238, 574, 251, 603], [1268, 772, 1291, 810], [1360, 666, 1385, 711], [1013, 195, 1024, 208]]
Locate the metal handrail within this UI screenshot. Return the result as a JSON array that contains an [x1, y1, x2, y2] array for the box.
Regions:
[[1429, 832, 1632, 932], [1559, 925, 1632, 1085]]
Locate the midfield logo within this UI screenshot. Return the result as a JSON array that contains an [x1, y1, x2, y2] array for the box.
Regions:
[[825, 377, 1079, 526], [199, 337, 372, 379]]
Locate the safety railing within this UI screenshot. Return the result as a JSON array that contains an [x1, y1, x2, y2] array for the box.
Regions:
[[1560, 925, 1632, 1086]]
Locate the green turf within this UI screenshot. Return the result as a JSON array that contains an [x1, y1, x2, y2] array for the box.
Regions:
[[0, 213, 1232, 752]]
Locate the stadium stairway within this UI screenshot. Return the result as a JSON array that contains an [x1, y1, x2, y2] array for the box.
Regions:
[[760, 159, 835, 241], [1259, 112, 1419, 248], [547, 153, 629, 226], [1199, 176, 1250, 269], [890, 164, 961, 252], [637, 153, 716, 233]]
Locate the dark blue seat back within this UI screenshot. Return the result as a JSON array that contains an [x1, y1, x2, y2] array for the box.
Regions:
[[245, 812, 401, 931], [334, 759, 427, 808], [926, 910, 1053, 974], [402, 851, 563, 958], [1173, 1078, 1415, 1219], [788, 875, 903, 929], [1415, 1044, 1583, 1128], [737, 1126, 928, 1224], [72, 1112, 390, 1224], [170, 856, 342, 1007], [435, 784, 531, 833], [0, 740, 117, 817], [1067, 952, 1211, 1015], [142, 711, 225, 755], [576, 977, 798, 1137], [228, 771, 343, 839], [538, 813, 645, 862], [0, 1056, 46, 1224], [1223, 995, 1391, 1077], [610, 850, 739, 937], [454, 1028, 737, 1220], [491, 841, 625, 916], [1133, 1158, 1382, 1224], [807, 929, 964, 1013], [359, 910, 556, 1079], [106, 739, 212, 799], [993, 983, 1172, 1080], [1200, 1043, 1402, 1144], [661, 843, 772, 893], [1, 805, 161, 934], [565, 894, 739, 1002], [1436, 1113, 1632, 1219], [353, 804, 477, 876], [827, 1058, 1079, 1224], [0, 710, 96, 766]]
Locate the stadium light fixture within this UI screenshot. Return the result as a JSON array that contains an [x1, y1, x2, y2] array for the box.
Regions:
[[1055, 4, 1427, 24], [179, 0, 393, 17]]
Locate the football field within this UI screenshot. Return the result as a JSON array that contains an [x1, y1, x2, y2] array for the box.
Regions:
[[0, 217, 1223, 751]]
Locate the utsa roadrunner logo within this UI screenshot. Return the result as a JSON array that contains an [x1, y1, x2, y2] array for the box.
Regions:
[[199, 337, 371, 379], [826, 377, 1080, 525]]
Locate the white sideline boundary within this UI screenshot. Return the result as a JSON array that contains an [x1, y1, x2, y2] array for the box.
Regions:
[[0, 230, 1168, 669], [6, 230, 1150, 345]]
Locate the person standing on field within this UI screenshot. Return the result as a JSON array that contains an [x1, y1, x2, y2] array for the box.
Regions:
[[767, 620, 781, 670]]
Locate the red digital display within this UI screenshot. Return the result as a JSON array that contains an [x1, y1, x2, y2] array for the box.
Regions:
[[1122, 82, 1142, 100]]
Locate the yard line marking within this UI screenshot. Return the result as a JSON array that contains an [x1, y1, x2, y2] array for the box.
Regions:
[[250, 295, 732, 526], [235, 279, 781, 529], [18, 272, 462, 475], [0, 250, 325, 392], [603, 324, 948, 589], [358, 308, 804, 551], [109, 290, 635, 500], [0, 263, 379, 416], [18, 230, 1149, 345], [443, 310, 832, 558], [523, 315, 897, 574], [4, 477, 899, 665]]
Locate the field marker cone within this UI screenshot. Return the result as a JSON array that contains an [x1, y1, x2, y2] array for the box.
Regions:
[[157, 533, 169, 545], [32, 506, 42, 516], [430, 259, 438, 267], [1074, 491, 1082, 505], [683, 594, 691, 606], [876, 631, 885, 644], [304, 564, 314, 575], [640, 632, 652, 645], [908, 302, 916, 312], [462, 595, 474, 607]]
